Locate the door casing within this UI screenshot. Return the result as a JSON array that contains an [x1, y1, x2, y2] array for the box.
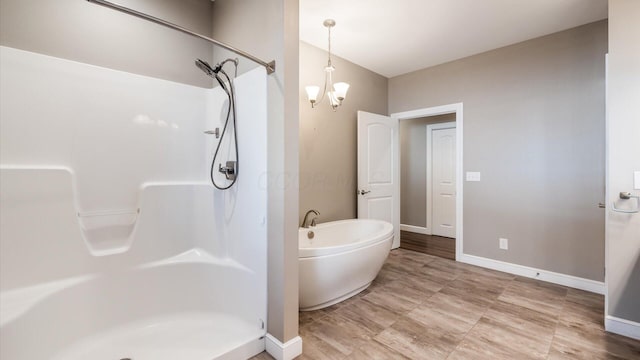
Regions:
[[391, 103, 464, 261]]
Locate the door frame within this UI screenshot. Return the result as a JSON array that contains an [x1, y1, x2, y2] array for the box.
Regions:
[[391, 103, 464, 261], [426, 121, 457, 237]]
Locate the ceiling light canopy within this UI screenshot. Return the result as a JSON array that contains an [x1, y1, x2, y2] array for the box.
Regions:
[[305, 19, 350, 111]]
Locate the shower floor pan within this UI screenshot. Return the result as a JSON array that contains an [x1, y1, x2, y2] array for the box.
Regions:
[[1, 252, 266, 360], [52, 313, 264, 360]]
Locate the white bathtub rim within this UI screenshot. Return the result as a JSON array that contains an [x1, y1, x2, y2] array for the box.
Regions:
[[298, 235, 393, 263], [298, 219, 393, 258], [299, 233, 392, 259]]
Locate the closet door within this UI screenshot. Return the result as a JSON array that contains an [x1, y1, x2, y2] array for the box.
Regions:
[[432, 127, 456, 238]]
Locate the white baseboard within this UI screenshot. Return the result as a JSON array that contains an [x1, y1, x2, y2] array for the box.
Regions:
[[606, 316, 640, 340], [458, 254, 605, 295], [265, 334, 302, 360], [400, 224, 430, 235]]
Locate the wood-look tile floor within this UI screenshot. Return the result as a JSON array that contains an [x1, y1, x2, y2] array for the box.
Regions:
[[400, 230, 455, 260], [252, 248, 640, 360]]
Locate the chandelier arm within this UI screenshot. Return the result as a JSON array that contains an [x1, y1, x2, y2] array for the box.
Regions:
[[328, 69, 335, 105], [315, 71, 329, 105]]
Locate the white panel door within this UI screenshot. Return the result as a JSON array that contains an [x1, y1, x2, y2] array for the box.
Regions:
[[432, 128, 456, 238], [357, 111, 400, 248]]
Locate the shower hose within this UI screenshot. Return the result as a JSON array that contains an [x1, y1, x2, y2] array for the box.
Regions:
[[210, 59, 239, 190]]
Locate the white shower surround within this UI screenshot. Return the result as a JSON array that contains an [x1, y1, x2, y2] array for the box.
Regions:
[[0, 46, 268, 359]]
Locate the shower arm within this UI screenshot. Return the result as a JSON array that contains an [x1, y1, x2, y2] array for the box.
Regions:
[[86, 0, 276, 74]]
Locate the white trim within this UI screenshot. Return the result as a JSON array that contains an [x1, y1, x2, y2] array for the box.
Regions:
[[426, 121, 456, 239], [604, 52, 611, 332], [218, 337, 265, 359], [265, 334, 303, 360], [426, 122, 457, 130], [456, 106, 463, 262], [392, 104, 460, 119], [605, 316, 640, 340], [391, 113, 401, 250], [426, 126, 433, 235], [400, 224, 430, 235], [392, 103, 464, 261], [459, 254, 605, 294]]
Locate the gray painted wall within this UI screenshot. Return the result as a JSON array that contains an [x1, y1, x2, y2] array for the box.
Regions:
[[213, 0, 300, 343], [606, 0, 640, 323], [390, 21, 608, 281], [299, 41, 388, 224], [0, 0, 214, 87], [400, 114, 456, 227]]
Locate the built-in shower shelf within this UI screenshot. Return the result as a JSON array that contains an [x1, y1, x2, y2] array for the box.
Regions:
[[77, 209, 140, 257]]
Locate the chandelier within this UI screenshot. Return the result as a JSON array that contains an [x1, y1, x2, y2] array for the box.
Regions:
[[305, 19, 350, 111]]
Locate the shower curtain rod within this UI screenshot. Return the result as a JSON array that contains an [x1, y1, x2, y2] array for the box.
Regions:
[[86, 0, 276, 74]]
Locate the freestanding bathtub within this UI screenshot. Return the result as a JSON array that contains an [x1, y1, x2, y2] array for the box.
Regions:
[[298, 219, 393, 311]]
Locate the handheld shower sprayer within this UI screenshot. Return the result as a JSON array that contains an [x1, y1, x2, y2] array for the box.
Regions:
[[195, 58, 240, 190], [195, 59, 221, 77]]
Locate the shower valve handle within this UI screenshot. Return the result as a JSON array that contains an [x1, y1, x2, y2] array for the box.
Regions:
[[219, 161, 237, 181]]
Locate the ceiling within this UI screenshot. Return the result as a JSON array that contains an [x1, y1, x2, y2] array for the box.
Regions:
[[299, 0, 608, 78]]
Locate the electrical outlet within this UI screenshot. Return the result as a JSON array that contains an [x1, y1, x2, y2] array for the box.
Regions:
[[499, 238, 508, 250]]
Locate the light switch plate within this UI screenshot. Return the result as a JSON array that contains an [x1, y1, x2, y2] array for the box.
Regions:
[[499, 238, 508, 250], [466, 172, 481, 182], [635, 171, 640, 190]]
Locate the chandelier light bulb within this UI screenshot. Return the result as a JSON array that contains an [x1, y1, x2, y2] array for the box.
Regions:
[[333, 82, 350, 101], [305, 85, 320, 105]]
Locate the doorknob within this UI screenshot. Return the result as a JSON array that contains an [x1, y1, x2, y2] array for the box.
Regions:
[[358, 189, 371, 195]]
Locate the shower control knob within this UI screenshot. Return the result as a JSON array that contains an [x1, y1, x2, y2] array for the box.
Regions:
[[218, 161, 237, 181]]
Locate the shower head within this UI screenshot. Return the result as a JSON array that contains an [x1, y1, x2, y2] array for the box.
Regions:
[[195, 59, 220, 78]]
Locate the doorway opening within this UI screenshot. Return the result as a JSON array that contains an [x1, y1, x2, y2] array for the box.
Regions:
[[391, 103, 463, 261], [399, 115, 456, 259]]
